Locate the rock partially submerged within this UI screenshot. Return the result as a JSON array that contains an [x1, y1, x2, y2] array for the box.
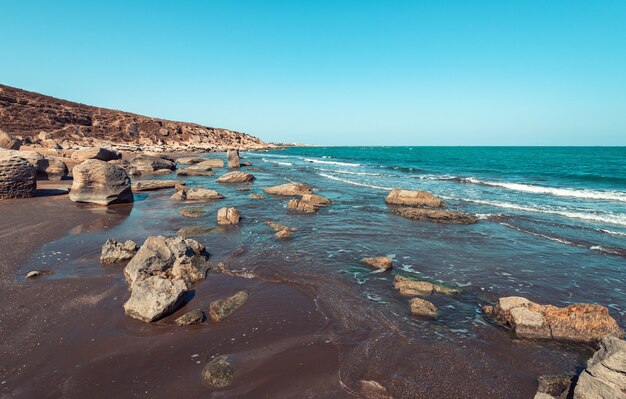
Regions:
[[200, 159, 225, 168], [177, 226, 216, 237], [0, 155, 36, 199], [132, 179, 183, 191], [202, 356, 235, 388], [100, 238, 138, 263], [409, 297, 437, 319], [69, 159, 133, 205], [217, 207, 241, 225], [209, 291, 248, 322], [264, 183, 312, 196], [176, 157, 205, 165], [483, 296, 624, 343], [392, 207, 478, 224], [385, 189, 444, 207], [266, 220, 295, 239], [171, 187, 224, 201], [227, 149, 240, 168], [362, 257, 393, 271], [177, 161, 214, 176], [393, 276, 459, 296], [215, 171, 255, 183], [533, 375, 576, 399], [175, 309, 205, 326], [131, 154, 176, 173], [124, 235, 210, 285], [71, 146, 121, 162], [249, 193, 264, 199], [179, 207, 205, 218], [122, 235, 211, 322], [287, 193, 331, 213]]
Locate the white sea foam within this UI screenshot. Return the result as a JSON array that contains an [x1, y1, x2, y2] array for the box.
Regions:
[[462, 198, 626, 227], [261, 158, 293, 166], [315, 168, 383, 176], [460, 177, 626, 203], [317, 173, 394, 191], [305, 158, 361, 167]]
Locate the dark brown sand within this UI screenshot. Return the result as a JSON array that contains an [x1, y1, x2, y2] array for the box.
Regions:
[[0, 187, 345, 398]]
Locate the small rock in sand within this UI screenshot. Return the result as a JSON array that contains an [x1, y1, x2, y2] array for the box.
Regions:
[[100, 238, 138, 263], [26, 270, 42, 279], [202, 356, 235, 388], [209, 291, 248, 322], [175, 309, 205, 326], [361, 257, 393, 271]]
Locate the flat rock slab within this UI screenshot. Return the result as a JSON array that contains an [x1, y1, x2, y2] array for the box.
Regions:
[[216, 171, 255, 183], [386, 189, 444, 207], [132, 179, 183, 191], [264, 183, 312, 196], [209, 291, 248, 322], [392, 207, 478, 224]]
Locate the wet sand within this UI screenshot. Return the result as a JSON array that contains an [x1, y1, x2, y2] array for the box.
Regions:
[[0, 178, 589, 398], [0, 188, 344, 398]]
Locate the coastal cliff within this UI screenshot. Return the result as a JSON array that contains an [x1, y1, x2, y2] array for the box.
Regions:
[[0, 84, 271, 152]]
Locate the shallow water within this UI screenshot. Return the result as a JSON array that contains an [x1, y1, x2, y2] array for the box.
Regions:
[[18, 147, 626, 397]]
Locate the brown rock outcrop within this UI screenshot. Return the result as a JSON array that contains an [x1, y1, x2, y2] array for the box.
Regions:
[[0, 129, 21, 150], [131, 179, 183, 191], [409, 297, 437, 319], [393, 276, 459, 296], [209, 291, 248, 322], [71, 146, 121, 162], [0, 84, 269, 151], [484, 296, 624, 343], [171, 187, 224, 201]]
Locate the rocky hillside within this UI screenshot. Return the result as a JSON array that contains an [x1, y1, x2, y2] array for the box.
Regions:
[[0, 84, 270, 151]]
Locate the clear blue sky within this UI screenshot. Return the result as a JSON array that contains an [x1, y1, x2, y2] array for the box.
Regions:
[[1, 1, 625, 145]]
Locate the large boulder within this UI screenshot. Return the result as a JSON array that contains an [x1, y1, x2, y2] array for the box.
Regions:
[[100, 238, 138, 264], [171, 187, 224, 201], [209, 291, 248, 321], [0, 149, 68, 180], [131, 154, 176, 173], [573, 337, 626, 399], [227, 149, 240, 168], [123, 276, 190, 322], [385, 189, 444, 207], [123, 235, 210, 285], [264, 183, 312, 196], [393, 276, 459, 296], [215, 171, 255, 183], [217, 207, 241, 225], [0, 130, 21, 150], [71, 147, 121, 162], [0, 155, 36, 199], [484, 297, 624, 343], [69, 159, 133, 205], [392, 207, 478, 224]]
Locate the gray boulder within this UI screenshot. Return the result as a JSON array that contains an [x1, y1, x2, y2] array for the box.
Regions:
[[574, 337, 626, 399], [123, 276, 190, 322], [69, 159, 133, 205]]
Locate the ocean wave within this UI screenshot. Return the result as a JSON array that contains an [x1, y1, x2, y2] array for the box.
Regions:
[[315, 168, 383, 176], [305, 158, 361, 167], [262, 158, 293, 166], [462, 198, 626, 227], [318, 173, 394, 191], [458, 177, 626, 203]]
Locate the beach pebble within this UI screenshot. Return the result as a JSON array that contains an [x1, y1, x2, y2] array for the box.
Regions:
[[26, 270, 42, 279], [202, 356, 234, 388], [175, 309, 205, 326]]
